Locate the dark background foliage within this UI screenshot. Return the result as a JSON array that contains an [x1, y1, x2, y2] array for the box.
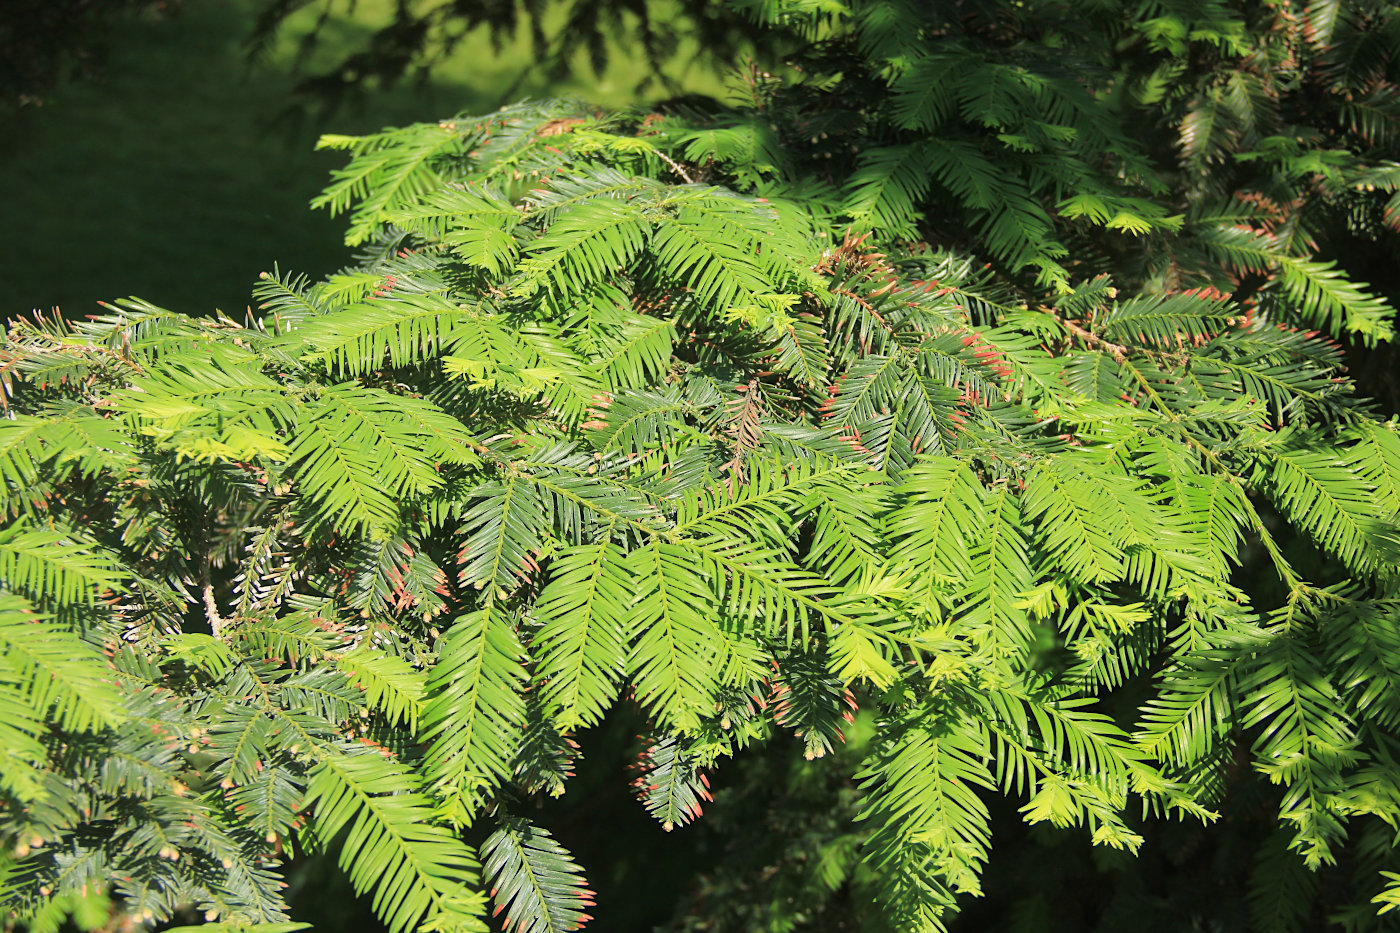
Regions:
[[0, 0, 179, 107]]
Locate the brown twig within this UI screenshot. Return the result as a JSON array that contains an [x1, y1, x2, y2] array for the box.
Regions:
[[655, 149, 697, 184], [1061, 317, 1130, 364], [201, 562, 225, 640]]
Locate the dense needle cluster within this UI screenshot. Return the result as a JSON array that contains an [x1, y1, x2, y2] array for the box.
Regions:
[[5, 1, 1400, 931]]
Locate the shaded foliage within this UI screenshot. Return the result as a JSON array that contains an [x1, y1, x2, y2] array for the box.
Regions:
[[247, 0, 759, 112]]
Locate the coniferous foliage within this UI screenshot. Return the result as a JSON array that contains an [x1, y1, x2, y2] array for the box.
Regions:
[[700, 0, 1400, 345], [5, 2, 1400, 931]]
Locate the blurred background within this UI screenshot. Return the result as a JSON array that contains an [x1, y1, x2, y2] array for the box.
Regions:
[[0, 0, 732, 319]]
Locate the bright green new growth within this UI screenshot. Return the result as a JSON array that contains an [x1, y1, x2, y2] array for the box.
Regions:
[[5, 1, 1400, 928]]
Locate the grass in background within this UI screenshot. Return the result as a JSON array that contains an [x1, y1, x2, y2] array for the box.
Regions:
[[0, 0, 730, 318]]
